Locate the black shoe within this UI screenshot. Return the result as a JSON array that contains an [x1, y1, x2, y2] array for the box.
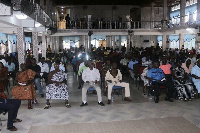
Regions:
[[80, 102, 88, 107], [78, 86, 81, 89], [155, 96, 159, 103], [40, 94, 44, 98], [98, 102, 105, 106], [168, 99, 174, 102], [165, 97, 169, 101]]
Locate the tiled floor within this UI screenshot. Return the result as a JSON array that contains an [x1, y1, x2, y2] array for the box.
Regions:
[[28, 117, 200, 133], [1, 65, 200, 133]]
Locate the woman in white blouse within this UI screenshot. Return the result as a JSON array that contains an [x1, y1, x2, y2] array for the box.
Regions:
[[105, 62, 131, 104]]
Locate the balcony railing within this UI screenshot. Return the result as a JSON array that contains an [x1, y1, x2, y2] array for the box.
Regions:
[[11, 0, 56, 28], [58, 20, 162, 30]]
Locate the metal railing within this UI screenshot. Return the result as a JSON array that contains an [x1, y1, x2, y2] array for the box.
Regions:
[[11, 0, 55, 28], [57, 20, 162, 30]]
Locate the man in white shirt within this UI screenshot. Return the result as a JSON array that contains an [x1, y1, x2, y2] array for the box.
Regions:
[[37, 57, 49, 83], [80, 61, 105, 107]]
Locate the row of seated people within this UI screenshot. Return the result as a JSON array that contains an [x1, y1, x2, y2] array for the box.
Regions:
[[129, 56, 199, 103]]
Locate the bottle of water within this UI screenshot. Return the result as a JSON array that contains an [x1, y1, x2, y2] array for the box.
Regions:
[[111, 96, 114, 102]]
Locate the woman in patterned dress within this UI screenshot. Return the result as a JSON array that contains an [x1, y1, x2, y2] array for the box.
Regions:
[[173, 60, 194, 101], [44, 61, 70, 109], [12, 63, 36, 109]]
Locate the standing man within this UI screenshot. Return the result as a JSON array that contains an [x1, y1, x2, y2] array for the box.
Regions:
[[65, 14, 70, 29], [80, 61, 105, 107], [37, 57, 49, 84]]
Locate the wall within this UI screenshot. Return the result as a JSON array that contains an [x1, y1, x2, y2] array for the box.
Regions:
[[70, 5, 139, 21], [141, 7, 165, 28]]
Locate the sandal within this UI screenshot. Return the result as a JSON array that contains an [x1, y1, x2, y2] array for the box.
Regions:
[[28, 105, 33, 109], [44, 104, 51, 109], [13, 119, 22, 123], [65, 103, 71, 108], [7, 126, 17, 131], [124, 97, 131, 102]]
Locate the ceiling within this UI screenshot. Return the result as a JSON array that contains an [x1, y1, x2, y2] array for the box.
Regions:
[[55, 0, 180, 7]]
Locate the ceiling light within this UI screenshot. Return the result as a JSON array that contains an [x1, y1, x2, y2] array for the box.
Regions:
[[15, 14, 27, 19], [35, 23, 41, 27], [61, 12, 63, 14]]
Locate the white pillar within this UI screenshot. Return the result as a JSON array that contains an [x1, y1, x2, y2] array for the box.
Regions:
[[180, 0, 186, 26], [88, 36, 90, 52], [42, 33, 46, 58], [197, 0, 200, 21], [17, 28, 25, 67], [162, 34, 167, 51], [127, 35, 131, 53], [55, 36, 60, 53], [106, 36, 111, 48], [179, 33, 184, 49], [32, 32, 38, 62], [85, 35, 88, 52], [46, 35, 50, 54], [118, 35, 121, 50]]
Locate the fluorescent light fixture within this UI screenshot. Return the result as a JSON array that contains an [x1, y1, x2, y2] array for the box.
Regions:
[[35, 23, 41, 27], [186, 28, 192, 31], [15, 14, 27, 19]]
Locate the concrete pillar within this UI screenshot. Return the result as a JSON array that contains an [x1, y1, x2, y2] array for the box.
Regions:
[[180, 0, 186, 26], [179, 33, 184, 49], [106, 36, 111, 48], [46, 35, 50, 53], [197, 0, 200, 21], [85, 35, 88, 52], [88, 35, 91, 53], [17, 28, 25, 67], [111, 35, 114, 48], [50, 36, 53, 51], [42, 33, 46, 58], [55, 36, 60, 53], [118, 35, 122, 50], [162, 34, 167, 51], [32, 32, 38, 62], [127, 35, 131, 53]]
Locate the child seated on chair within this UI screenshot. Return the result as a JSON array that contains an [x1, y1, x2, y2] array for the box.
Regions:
[[105, 62, 131, 104]]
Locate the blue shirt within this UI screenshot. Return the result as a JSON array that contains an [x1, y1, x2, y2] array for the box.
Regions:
[[5, 62, 15, 72], [148, 68, 165, 81], [128, 60, 138, 70], [191, 65, 200, 83]]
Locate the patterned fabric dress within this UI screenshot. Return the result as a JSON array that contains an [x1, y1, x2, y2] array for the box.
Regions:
[[46, 71, 69, 100], [174, 67, 194, 100], [12, 69, 36, 100]]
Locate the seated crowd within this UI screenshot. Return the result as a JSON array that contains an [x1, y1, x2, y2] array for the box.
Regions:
[[1, 46, 200, 131]]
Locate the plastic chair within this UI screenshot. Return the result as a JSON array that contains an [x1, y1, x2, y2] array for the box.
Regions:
[[138, 66, 146, 90], [112, 86, 123, 101]]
